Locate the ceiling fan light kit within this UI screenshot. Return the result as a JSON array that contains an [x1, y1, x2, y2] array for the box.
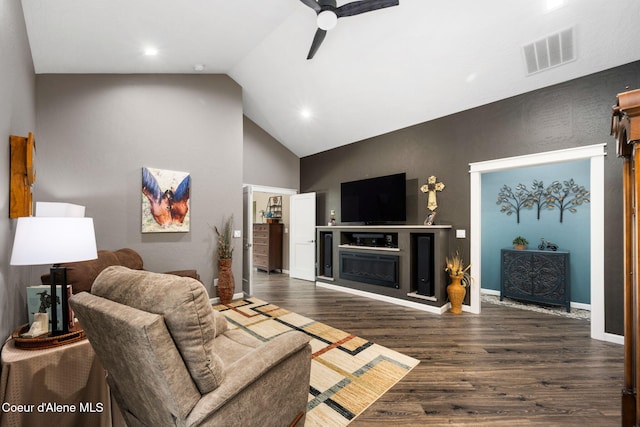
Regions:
[[317, 10, 338, 30], [300, 0, 399, 59]]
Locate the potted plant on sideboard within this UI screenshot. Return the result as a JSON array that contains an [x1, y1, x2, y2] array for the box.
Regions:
[[512, 236, 529, 250]]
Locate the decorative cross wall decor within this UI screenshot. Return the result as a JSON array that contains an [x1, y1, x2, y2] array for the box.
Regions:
[[420, 176, 445, 211]]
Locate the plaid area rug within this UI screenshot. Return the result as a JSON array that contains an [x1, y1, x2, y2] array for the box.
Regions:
[[213, 297, 419, 427]]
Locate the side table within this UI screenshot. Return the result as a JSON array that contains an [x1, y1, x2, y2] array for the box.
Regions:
[[0, 336, 126, 427]]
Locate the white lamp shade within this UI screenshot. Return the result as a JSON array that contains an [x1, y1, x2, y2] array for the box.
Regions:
[[10, 217, 97, 266], [36, 202, 85, 218], [317, 10, 337, 31]]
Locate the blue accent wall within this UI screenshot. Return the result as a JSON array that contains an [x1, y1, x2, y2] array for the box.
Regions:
[[481, 160, 591, 304]]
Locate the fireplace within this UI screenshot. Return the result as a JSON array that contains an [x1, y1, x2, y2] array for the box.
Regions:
[[339, 251, 399, 288]]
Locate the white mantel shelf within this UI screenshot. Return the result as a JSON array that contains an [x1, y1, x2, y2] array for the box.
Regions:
[[316, 225, 452, 230]]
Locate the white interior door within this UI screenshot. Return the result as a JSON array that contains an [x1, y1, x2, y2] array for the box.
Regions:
[[289, 192, 316, 281], [242, 185, 253, 296]]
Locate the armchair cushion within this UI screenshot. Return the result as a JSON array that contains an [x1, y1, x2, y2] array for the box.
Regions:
[[91, 266, 224, 394], [70, 291, 202, 424], [187, 332, 311, 426]]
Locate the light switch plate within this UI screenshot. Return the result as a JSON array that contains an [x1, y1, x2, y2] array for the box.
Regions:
[[456, 229, 466, 239], [233, 230, 242, 238]]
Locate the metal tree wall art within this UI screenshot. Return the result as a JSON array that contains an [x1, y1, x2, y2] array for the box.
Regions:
[[544, 179, 590, 223], [530, 180, 546, 220], [496, 183, 532, 223], [497, 178, 590, 223]]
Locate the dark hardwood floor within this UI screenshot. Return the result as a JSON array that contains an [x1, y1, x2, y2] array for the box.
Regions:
[[250, 272, 623, 426]]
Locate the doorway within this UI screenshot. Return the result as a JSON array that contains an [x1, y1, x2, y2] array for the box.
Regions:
[[469, 144, 611, 342], [242, 184, 297, 297]]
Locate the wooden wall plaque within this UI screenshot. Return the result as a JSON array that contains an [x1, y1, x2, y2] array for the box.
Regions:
[[9, 132, 35, 218]]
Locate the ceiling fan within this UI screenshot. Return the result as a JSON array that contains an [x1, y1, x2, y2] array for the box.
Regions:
[[300, 0, 400, 60]]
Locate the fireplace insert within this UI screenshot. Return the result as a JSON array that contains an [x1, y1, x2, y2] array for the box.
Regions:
[[339, 251, 399, 288]]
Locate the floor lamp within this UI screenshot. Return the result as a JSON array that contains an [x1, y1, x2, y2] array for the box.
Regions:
[[10, 216, 97, 335]]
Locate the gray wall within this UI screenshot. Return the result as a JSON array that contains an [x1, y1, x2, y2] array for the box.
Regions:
[[35, 74, 244, 298], [301, 61, 640, 336], [243, 116, 300, 190], [1, 0, 37, 341], [243, 115, 299, 273]]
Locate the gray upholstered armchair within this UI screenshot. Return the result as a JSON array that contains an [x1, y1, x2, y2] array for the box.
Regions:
[[70, 266, 311, 427]]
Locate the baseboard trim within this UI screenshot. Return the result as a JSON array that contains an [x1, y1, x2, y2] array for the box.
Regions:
[[209, 292, 244, 305], [315, 281, 457, 315], [603, 332, 624, 345], [480, 288, 591, 311]]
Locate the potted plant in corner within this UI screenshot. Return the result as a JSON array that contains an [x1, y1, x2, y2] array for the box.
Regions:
[[512, 236, 528, 250], [445, 251, 472, 314], [214, 215, 235, 305]]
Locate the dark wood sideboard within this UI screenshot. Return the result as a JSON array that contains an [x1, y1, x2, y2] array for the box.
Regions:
[[500, 248, 570, 312]]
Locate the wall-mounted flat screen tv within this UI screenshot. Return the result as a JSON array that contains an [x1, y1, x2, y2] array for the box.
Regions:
[[341, 172, 406, 224]]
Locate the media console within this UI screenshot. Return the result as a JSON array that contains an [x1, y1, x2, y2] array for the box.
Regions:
[[316, 225, 452, 313]]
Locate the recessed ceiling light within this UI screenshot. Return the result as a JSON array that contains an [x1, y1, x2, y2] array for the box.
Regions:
[[546, 0, 564, 11], [144, 47, 158, 56], [194, 64, 205, 72], [300, 108, 312, 119]]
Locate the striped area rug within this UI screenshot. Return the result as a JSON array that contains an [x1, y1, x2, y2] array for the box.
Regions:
[[213, 297, 419, 427]]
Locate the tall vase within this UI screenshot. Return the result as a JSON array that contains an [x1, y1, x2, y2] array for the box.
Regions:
[[217, 258, 235, 305], [447, 275, 466, 314]]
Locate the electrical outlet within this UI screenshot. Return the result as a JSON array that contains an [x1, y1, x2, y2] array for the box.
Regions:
[[233, 230, 242, 238], [456, 229, 466, 239]]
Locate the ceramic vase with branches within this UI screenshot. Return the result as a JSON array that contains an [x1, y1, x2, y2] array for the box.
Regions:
[[445, 251, 472, 314]]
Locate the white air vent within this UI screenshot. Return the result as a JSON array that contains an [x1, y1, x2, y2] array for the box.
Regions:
[[523, 28, 575, 75]]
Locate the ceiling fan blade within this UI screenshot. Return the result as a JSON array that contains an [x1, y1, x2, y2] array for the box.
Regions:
[[307, 28, 327, 60], [336, 0, 399, 18], [300, 0, 321, 13]]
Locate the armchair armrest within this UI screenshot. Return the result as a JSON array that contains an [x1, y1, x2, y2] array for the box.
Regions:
[[212, 310, 229, 337], [187, 331, 311, 426]]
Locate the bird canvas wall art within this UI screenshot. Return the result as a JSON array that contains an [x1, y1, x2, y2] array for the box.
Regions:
[[141, 166, 190, 233]]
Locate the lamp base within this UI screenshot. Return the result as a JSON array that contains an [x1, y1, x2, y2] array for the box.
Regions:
[[50, 265, 72, 335]]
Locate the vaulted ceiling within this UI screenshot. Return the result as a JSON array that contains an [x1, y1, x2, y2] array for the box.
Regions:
[[21, 0, 640, 157]]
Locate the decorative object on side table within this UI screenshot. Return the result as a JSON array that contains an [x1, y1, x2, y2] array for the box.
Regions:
[[11, 322, 86, 350], [512, 236, 529, 250], [445, 251, 472, 314], [10, 211, 97, 339], [214, 215, 235, 304]]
